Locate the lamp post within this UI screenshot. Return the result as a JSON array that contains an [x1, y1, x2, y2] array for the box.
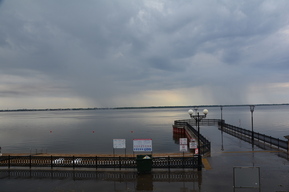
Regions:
[[250, 105, 255, 144], [220, 106, 224, 151], [220, 105, 223, 131], [188, 108, 209, 171]]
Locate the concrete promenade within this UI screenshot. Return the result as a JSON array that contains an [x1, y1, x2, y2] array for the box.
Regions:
[[198, 126, 289, 192]]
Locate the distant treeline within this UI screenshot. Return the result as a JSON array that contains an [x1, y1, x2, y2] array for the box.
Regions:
[[1, 103, 289, 112]]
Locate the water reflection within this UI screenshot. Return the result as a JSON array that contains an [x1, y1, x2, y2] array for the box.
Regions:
[[0, 169, 202, 192]]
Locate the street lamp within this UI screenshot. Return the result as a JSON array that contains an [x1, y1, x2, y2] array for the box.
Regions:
[[220, 106, 224, 151], [220, 105, 223, 131], [250, 105, 255, 144], [188, 108, 209, 171]]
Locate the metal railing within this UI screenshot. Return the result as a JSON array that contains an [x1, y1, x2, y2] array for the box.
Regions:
[[0, 155, 198, 169], [185, 123, 211, 155], [174, 120, 211, 155], [175, 119, 220, 126], [174, 118, 289, 154], [220, 122, 288, 151]]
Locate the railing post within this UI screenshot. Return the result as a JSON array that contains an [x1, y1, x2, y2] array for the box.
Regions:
[[30, 155, 32, 169], [73, 156, 75, 169], [119, 156, 121, 170], [182, 155, 185, 169], [8, 155, 10, 169], [278, 138, 280, 149], [270, 136, 272, 146], [168, 156, 170, 170], [95, 156, 98, 170], [284, 136, 289, 155], [51, 155, 53, 169]]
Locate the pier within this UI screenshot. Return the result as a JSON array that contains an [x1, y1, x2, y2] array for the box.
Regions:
[[173, 118, 289, 155], [220, 122, 288, 152]]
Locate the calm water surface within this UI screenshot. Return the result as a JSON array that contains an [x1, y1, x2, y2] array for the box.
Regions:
[[0, 105, 289, 154]]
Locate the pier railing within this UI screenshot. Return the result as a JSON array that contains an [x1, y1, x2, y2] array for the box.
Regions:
[[175, 119, 221, 126], [0, 155, 198, 169], [220, 122, 288, 151], [174, 118, 288, 154], [174, 119, 212, 155]]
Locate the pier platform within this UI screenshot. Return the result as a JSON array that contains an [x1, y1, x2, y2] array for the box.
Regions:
[[196, 125, 289, 192]]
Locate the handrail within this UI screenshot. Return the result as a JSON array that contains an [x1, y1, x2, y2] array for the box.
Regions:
[[221, 122, 288, 151], [0, 155, 198, 169], [175, 118, 288, 153], [174, 119, 211, 155]]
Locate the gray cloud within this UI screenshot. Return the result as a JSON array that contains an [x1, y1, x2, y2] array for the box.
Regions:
[[0, 0, 289, 108]]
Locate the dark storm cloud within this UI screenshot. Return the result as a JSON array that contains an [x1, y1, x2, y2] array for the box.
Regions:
[[0, 0, 289, 108]]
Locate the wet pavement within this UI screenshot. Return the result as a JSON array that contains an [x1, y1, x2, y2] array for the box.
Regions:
[[199, 127, 289, 192]]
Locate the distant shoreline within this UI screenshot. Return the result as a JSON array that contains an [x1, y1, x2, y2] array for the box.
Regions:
[[1, 103, 288, 112]]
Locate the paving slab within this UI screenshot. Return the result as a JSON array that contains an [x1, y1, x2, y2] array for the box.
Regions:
[[199, 126, 289, 192]]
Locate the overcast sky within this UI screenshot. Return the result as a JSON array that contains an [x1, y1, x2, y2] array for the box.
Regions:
[[0, 0, 289, 109]]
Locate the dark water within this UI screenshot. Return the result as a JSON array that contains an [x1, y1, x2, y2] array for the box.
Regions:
[[0, 105, 289, 192]]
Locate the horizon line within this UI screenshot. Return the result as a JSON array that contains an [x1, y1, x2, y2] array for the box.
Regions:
[[1, 103, 288, 112]]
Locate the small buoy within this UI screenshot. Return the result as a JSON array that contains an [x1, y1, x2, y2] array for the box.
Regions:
[[131, 131, 134, 133], [92, 131, 95, 133], [50, 131, 52, 133]]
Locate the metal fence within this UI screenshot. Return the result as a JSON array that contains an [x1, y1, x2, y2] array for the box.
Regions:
[[185, 123, 211, 155], [174, 118, 289, 153], [220, 122, 288, 151], [175, 119, 220, 126], [174, 120, 212, 155], [0, 155, 198, 169]]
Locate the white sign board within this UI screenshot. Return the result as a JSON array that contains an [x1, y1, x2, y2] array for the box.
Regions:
[[133, 139, 152, 152], [113, 139, 126, 149], [180, 145, 188, 152], [179, 138, 187, 145], [189, 141, 197, 149]]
